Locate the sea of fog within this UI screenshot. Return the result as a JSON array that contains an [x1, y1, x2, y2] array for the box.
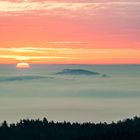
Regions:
[[0, 64, 140, 123]]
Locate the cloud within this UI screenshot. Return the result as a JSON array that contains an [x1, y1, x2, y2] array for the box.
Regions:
[[0, 1, 99, 13], [0, 0, 139, 23], [0, 47, 77, 61], [0, 47, 140, 64], [0, 0, 139, 18], [0, 0, 140, 2], [0, 75, 53, 82]]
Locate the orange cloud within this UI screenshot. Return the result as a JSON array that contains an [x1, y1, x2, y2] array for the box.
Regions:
[[0, 47, 139, 64]]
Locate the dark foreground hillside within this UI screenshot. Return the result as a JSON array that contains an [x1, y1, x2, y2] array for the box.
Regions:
[[0, 117, 140, 140]]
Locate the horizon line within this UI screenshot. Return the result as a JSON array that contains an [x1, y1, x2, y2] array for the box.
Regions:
[[0, 63, 140, 65]]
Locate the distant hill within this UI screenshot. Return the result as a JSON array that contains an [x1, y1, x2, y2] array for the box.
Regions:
[[56, 69, 100, 75], [0, 116, 140, 140]]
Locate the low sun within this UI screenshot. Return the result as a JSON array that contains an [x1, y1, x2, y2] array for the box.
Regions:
[[16, 62, 30, 69]]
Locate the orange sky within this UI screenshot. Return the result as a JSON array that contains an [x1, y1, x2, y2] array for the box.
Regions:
[[0, 0, 140, 64]]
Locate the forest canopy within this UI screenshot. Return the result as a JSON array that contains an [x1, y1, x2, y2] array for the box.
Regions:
[[0, 116, 140, 140]]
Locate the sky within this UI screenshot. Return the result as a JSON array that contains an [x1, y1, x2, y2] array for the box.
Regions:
[[0, 0, 140, 64]]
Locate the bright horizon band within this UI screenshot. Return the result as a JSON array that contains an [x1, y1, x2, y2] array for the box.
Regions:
[[0, 47, 139, 64]]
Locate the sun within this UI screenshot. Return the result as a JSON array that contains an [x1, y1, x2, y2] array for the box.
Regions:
[[16, 62, 30, 69]]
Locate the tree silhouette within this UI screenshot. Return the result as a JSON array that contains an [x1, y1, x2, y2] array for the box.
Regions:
[[0, 117, 140, 140]]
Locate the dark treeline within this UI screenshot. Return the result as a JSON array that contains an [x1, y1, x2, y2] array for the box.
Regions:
[[0, 116, 140, 140]]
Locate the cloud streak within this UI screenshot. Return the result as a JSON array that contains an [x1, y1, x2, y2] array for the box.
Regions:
[[0, 75, 53, 82], [0, 47, 140, 64], [0, 0, 139, 18], [0, 1, 99, 13]]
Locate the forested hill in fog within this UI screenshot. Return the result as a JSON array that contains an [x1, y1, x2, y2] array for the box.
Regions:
[[0, 117, 140, 140]]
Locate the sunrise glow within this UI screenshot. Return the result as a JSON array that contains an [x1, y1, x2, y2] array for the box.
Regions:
[[16, 62, 30, 69], [0, 0, 140, 64]]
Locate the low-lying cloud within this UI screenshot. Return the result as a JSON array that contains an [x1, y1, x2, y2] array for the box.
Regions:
[[0, 75, 53, 82]]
